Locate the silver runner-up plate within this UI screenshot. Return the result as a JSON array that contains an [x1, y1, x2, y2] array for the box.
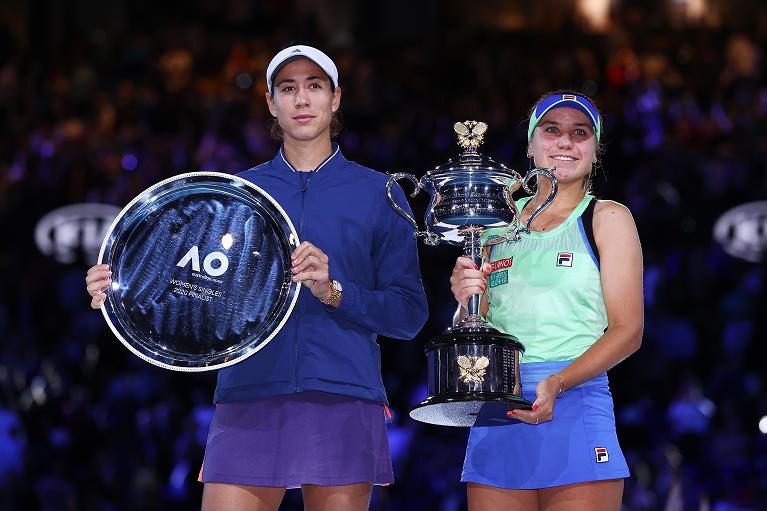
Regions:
[[98, 172, 300, 372]]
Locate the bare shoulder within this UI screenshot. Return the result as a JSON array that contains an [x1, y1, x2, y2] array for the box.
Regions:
[[593, 199, 636, 229], [593, 199, 632, 218], [592, 199, 640, 248]]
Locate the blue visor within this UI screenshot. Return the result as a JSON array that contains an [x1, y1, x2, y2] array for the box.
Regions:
[[528, 93, 601, 142]]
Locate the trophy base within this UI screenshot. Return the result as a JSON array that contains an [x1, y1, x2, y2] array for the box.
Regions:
[[409, 393, 532, 427], [414, 318, 530, 427]]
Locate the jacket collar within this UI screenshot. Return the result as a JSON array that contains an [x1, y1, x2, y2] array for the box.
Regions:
[[276, 142, 341, 173]]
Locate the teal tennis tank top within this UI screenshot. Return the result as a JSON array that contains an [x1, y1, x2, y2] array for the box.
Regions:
[[481, 195, 606, 362]]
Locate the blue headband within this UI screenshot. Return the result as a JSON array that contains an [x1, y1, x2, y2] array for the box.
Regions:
[[528, 93, 601, 142]]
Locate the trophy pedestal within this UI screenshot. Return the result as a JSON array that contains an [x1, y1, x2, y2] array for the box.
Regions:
[[410, 322, 532, 427]]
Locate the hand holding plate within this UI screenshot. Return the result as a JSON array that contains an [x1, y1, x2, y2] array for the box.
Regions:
[[85, 264, 112, 309], [291, 241, 331, 301]]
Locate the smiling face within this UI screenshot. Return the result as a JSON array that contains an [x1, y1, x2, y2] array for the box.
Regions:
[[529, 107, 597, 188], [265, 58, 341, 144]]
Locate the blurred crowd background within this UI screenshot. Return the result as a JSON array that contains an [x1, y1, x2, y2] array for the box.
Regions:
[[2, 0, 767, 509]]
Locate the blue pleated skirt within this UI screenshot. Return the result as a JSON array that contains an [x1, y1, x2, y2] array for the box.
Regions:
[[462, 360, 629, 489]]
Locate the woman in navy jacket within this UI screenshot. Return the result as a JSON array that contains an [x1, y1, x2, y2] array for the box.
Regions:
[[86, 45, 427, 511]]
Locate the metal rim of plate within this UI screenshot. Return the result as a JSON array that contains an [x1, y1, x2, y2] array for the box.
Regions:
[[97, 171, 301, 372]]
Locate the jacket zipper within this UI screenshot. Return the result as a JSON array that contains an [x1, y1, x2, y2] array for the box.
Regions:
[[295, 172, 312, 392]]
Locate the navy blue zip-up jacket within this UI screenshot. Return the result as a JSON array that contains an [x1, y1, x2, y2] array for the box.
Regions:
[[213, 145, 428, 404]]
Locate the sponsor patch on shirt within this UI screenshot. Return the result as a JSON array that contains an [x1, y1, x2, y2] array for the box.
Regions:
[[488, 270, 508, 288], [490, 257, 513, 272], [488, 257, 512, 288], [556, 252, 573, 267], [595, 447, 609, 463]]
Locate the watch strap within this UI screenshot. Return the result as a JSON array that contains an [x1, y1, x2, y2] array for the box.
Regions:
[[320, 280, 342, 305]]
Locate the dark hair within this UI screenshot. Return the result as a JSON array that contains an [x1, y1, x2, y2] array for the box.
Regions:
[[527, 89, 604, 193]]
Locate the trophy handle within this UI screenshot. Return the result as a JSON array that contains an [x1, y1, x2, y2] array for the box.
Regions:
[[521, 167, 558, 233], [386, 173, 440, 245], [501, 173, 524, 242]]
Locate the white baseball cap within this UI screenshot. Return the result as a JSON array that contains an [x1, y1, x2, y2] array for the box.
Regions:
[[266, 45, 339, 94]]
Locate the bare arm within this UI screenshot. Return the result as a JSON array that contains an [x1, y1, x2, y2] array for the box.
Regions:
[[514, 200, 643, 423]]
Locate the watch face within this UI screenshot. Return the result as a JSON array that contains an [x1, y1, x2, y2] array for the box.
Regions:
[[333, 280, 343, 292], [98, 172, 300, 372]]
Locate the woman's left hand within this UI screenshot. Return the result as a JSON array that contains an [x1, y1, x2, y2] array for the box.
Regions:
[[291, 241, 332, 302], [506, 375, 561, 425]]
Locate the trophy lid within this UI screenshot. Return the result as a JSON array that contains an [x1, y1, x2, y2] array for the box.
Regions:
[[428, 121, 518, 178]]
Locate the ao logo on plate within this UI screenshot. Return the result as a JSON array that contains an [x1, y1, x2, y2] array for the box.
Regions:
[[713, 201, 767, 263], [177, 246, 229, 276]]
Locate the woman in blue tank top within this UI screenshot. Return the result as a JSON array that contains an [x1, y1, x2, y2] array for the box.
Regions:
[[450, 92, 644, 510]]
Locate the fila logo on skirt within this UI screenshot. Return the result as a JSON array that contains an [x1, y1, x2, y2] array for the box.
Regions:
[[595, 447, 609, 463], [557, 252, 573, 267]]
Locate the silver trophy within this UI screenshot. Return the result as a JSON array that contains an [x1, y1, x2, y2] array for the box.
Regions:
[[387, 121, 557, 426]]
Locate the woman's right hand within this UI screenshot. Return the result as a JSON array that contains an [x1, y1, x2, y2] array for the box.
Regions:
[[85, 264, 111, 309], [449, 256, 490, 307]]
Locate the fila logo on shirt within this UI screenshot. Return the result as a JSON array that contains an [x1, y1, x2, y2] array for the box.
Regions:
[[595, 447, 609, 463], [557, 252, 573, 267]]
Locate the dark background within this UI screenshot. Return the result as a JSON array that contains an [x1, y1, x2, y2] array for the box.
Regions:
[[1, 1, 766, 509]]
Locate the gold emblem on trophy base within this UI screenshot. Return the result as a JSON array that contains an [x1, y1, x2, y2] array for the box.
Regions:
[[453, 121, 488, 151], [458, 355, 490, 383]]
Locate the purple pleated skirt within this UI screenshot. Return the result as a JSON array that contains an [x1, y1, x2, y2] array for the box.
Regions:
[[200, 391, 393, 488]]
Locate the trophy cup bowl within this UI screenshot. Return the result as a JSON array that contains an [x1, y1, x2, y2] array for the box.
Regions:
[[387, 121, 557, 427]]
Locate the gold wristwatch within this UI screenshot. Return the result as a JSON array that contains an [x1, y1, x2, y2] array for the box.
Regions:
[[320, 279, 343, 305]]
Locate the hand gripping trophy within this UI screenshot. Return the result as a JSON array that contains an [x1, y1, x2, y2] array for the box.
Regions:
[[387, 121, 557, 427]]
